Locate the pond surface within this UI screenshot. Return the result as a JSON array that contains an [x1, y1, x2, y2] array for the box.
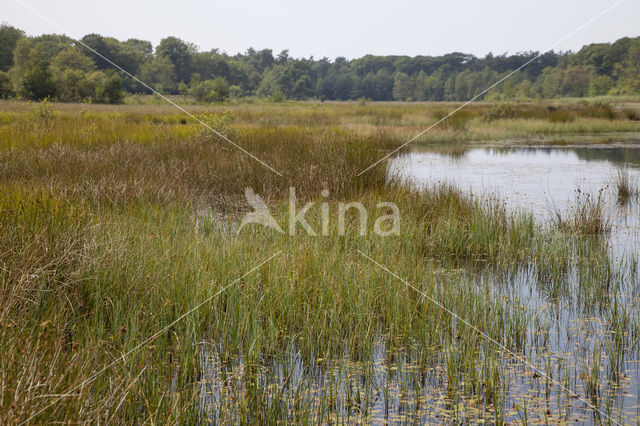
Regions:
[[390, 145, 640, 260], [389, 145, 640, 216], [387, 144, 640, 424]]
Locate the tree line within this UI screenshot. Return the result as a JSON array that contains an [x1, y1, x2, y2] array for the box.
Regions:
[[0, 24, 638, 103]]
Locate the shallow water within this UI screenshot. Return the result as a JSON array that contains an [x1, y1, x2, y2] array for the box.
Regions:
[[389, 146, 640, 216], [388, 144, 640, 423], [390, 145, 640, 260]]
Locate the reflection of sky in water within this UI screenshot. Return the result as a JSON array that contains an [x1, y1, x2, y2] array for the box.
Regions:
[[389, 146, 640, 423], [389, 146, 640, 259]]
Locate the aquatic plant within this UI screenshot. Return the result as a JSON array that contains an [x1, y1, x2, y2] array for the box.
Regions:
[[614, 165, 638, 205]]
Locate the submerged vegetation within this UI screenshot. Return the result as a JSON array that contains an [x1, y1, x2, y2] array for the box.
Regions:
[[1, 99, 640, 423]]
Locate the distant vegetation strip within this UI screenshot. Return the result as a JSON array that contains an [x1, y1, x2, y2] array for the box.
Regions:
[[0, 24, 639, 103]]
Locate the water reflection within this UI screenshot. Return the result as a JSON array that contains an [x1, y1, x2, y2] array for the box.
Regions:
[[385, 145, 640, 423], [390, 146, 640, 215], [390, 145, 640, 260]]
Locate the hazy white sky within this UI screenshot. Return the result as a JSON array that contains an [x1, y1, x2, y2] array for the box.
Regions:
[[3, 0, 639, 59]]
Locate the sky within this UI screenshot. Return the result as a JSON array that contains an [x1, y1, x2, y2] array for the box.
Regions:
[[3, 0, 639, 60]]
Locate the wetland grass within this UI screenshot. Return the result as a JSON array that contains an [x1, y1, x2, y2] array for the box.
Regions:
[[614, 166, 639, 205], [553, 190, 611, 237], [1, 100, 639, 423]]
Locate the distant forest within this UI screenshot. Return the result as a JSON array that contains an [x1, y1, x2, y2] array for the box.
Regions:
[[0, 24, 639, 103]]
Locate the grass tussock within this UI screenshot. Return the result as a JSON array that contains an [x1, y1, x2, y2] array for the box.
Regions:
[[554, 190, 611, 237], [614, 165, 639, 205]]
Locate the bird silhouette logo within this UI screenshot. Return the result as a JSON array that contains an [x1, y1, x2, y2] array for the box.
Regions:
[[237, 187, 284, 234]]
